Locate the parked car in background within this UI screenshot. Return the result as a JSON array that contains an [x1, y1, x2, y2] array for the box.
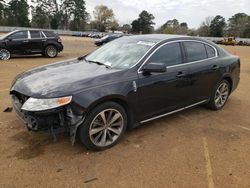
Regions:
[[10, 34, 240, 151], [82, 31, 92, 37], [72, 32, 84, 37], [0, 30, 63, 60], [87, 32, 103, 38], [95, 34, 123, 46]]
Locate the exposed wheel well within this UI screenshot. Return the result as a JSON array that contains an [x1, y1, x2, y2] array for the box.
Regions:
[[223, 77, 233, 93]]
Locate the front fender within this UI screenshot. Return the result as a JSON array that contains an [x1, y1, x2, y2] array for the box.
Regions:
[[72, 79, 138, 115]]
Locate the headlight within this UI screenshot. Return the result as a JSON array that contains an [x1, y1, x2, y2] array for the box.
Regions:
[[21, 96, 72, 112]]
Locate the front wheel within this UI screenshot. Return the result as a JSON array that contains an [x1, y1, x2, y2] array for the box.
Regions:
[[207, 80, 230, 110], [79, 102, 127, 151], [0, 49, 11, 60], [44, 45, 58, 58]]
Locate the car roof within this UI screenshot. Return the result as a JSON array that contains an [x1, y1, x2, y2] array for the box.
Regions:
[[120, 34, 208, 44]]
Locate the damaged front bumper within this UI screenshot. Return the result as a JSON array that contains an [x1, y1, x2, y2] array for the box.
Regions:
[[11, 93, 85, 144]]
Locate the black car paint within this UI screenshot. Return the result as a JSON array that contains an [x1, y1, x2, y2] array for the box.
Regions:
[[0, 30, 63, 55], [10, 34, 240, 142], [95, 35, 122, 46]]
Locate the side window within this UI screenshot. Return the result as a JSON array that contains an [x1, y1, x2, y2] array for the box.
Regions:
[[30, 30, 41, 38], [8, 31, 28, 40], [43, 31, 57, 37], [205, 44, 216, 58], [184, 41, 207, 62], [148, 42, 183, 66]]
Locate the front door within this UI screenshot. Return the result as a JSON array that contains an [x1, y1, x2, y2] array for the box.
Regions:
[[137, 42, 191, 121], [6, 31, 29, 54]]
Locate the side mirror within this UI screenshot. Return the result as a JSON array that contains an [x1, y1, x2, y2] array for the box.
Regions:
[[142, 62, 167, 74]]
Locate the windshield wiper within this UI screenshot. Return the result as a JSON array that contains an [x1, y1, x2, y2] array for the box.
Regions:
[[87, 60, 112, 69], [78, 56, 112, 69]]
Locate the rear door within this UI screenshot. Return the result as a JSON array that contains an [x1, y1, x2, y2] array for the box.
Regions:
[[28, 30, 44, 52], [137, 42, 191, 121], [183, 41, 220, 102]]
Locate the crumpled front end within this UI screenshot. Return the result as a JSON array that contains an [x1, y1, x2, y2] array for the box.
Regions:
[[11, 91, 85, 143]]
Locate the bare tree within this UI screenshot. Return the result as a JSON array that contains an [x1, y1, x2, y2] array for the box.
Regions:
[[198, 16, 213, 36]]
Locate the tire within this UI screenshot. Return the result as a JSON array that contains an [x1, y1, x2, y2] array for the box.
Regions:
[[207, 79, 231, 110], [44, 45, 58, 58], [0, 48, 11, 60], [79, 102, 127, 151]]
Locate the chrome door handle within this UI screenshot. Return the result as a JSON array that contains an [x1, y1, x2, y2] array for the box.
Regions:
[[23, 40, 29, 43]]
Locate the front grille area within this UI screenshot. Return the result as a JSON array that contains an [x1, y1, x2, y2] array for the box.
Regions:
[[11, 91, 65, 132], [11, 92, 84, 142]]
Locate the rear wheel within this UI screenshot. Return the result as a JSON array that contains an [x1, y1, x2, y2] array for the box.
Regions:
[[207, 80, 230, 110], [0, 49, 11, 60], [44, 45, 58, 58], [79, 102, 127, 151]]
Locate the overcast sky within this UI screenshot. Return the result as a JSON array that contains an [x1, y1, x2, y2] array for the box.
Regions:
[[85, 0, 250, 29]]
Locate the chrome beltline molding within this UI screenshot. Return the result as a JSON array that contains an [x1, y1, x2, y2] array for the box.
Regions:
[[140, 99, 208, 124]]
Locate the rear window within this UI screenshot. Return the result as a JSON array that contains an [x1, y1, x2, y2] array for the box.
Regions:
[[30, 30, 41, 38], [205, 44, 216, 58], [43, 31, 57, 38], [184, 41, 207, 62]]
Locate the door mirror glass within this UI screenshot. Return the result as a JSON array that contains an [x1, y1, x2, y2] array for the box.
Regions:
[[142, 62, 167, 73]]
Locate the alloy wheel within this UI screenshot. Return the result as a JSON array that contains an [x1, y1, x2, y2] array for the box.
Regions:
[[0, 49, 10, 60], [214, 82, 229, 108], [47, 47, 57, 57], [89, 109, 124, 147]]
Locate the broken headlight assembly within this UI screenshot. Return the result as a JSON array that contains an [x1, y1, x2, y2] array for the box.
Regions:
[[21, 96, 72, 112]]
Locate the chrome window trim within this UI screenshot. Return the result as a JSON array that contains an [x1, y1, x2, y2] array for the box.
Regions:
[[140, 99, 208, 124], [29, 30, 43, 39], [167, 56, 218, 69], [41, 31, 47, 38], [137, 39, 218, 73], [27, 30, 31, 39]]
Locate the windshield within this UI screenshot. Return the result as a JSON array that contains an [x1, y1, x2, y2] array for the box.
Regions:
[[0, 31, 14, 39], [86, 39, 154, 69]]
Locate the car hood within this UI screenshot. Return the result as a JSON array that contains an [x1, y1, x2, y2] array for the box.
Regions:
[[11, 58, 123, 98]]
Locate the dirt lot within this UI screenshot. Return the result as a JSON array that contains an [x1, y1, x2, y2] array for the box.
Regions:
[[0, 36, 250, 188]]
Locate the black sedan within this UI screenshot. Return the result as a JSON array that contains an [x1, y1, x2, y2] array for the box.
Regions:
[[10, 34, 240, 151], [0, 30, 63, 60], [95, 34, 122, 46]]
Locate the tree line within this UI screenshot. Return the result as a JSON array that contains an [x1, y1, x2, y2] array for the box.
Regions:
[[0, 0, 250, 38], [133, 12, 250, 38], [0, 0, 121, 31]]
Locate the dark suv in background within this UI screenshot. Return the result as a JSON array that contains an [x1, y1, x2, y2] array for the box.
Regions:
[[0, 30, 63, 60]]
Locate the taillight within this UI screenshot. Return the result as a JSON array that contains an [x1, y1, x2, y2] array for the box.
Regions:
[[58, 38, 62, 43]]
